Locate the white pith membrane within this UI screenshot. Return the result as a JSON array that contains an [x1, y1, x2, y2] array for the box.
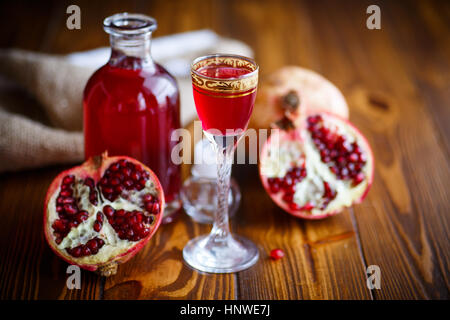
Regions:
[[46, 176, 158, 265], [261, 115, 372, 216]]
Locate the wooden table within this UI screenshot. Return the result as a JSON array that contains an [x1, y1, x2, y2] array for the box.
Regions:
[[0, 0, 448, 300]]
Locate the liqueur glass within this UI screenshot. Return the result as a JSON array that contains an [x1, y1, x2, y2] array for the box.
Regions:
[[183, 54, 259, 273]]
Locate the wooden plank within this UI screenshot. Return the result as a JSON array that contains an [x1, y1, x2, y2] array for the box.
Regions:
[[320, 0, 450, 299]]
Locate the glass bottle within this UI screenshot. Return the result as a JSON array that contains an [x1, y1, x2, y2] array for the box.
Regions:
[[83, 13, 181, 222]]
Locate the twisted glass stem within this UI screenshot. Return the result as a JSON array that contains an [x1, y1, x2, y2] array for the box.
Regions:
[[210, 149, 232, 241], [204, 132, 240, 243]]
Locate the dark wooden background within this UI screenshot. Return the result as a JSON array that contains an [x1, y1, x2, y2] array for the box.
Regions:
[[0, 0, 449, 299]]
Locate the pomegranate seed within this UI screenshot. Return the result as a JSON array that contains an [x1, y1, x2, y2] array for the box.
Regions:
[[299, 203, 314, 211], [63, 175, 75, 185], [96, 212, 103, 222], [103, 186, 113, 194], [93, 221, 102, 232], [62, 197, 75, 204], [143, 216, 152, 224], [270, 183, 280, 193], [121, 167, 131, 177], [71, 247, 82, 257], [116, 209, 125, 217], [100, 177, 108, 186], [129, 215, 138, 224], [349, 153, 358, 162], [87, 239, 98, 252], [76, 212, 88, 223], [283, 176, 293, 187], [282, 193, 294, 203], [270, 248, 285, 260], [142, 194, 153, 202], [139, 228, 150, 238], [127, 229, 134, 238], [353, 172, 365, 185], [89, 192, 98, 205], [103, 205, 114, 217], [81, 247, 91, 256], [64, 204, 77, 215], [61, 184, 71, 190], [115, 217, 125, 225], [52, 219, 65, 231], [114, 185, 125, 193], [60, 190, 72, 197], [131, 171, 140, 181], [110, 178, 120, 186], [136, 184, 144, 191], [69, 221, 78, 228], [139, 179, 147, 187], [113, 173, 124, 181], [289, 202, 301, 211], [110, 163, 120, 172], [84, 178, 95, 188], [145, 202, 153, 212]]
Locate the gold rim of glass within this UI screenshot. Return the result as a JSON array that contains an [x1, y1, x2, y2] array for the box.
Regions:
[[191, 54, 259, 93]]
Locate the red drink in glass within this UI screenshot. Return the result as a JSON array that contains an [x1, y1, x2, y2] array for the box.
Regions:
[[184, 54, 260, 274], [192, 64, 257, 135]]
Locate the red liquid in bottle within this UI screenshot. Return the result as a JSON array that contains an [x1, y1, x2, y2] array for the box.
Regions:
[[83, 63, 181, 203], [193, 64, 257, 135]]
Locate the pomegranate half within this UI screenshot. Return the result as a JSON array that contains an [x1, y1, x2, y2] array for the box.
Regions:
[[260, 112, 373, 219], [44, 154, 164, 276]]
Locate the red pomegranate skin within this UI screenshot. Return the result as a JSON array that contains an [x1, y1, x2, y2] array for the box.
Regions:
[[259, 111, 374, 220], [43, 154, 164, 276]]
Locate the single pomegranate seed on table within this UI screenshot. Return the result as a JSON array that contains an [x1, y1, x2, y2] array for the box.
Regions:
[[270, 248, 285, 260]]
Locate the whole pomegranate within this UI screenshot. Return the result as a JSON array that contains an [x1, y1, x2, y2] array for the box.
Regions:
[[44, 154, 164, 276], [249, 66, 349, 130], [259, 112, 373, 219]]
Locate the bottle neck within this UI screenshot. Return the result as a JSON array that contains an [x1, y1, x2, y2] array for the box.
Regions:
[[108, 33, 155, 70]]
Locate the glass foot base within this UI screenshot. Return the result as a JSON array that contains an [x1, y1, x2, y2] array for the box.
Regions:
[[183, 234, 259, 273]]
